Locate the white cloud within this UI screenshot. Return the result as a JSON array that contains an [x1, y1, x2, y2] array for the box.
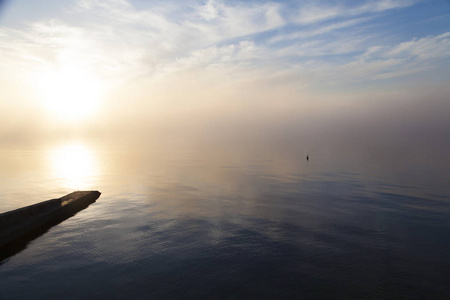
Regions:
[[357, 32, 450, 65], [76, 0, 131, 10], [171, 40, 260, 72], [295, 0, 416, 24], [269, 17, 372, 44], [187, 0, 284, 42], [386, 32, 450, 60], [196, 0, 219, 21], [275, 34, 372, 59], [302, 32, 450, 83]]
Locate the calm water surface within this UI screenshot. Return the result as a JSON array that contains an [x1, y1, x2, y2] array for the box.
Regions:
[[1, 140, 450, 299]]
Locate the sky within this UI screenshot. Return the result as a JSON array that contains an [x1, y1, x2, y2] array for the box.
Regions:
[[0, 0, 449, 163]]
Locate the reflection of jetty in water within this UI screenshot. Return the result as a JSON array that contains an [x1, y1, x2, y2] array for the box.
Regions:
[[0, 191, 100, 262]]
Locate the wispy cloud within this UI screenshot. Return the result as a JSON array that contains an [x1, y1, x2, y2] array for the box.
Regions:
[[294, 0, 417, 24], [269, 17, 373, 44], [189, 0, 284, 39], [352, 32, 450, 79], [0, 0, 448, 95], [271, 31, 450, 86]]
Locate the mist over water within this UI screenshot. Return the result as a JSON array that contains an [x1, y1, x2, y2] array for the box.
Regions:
[[3, 87, 450, 175]]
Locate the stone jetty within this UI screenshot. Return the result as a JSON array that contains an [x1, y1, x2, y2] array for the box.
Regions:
[[0, 191, 100, 258]]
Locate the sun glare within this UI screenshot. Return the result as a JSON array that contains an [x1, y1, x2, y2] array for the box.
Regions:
[[47, 142, 99, 190], [36, 66, 103, 122]]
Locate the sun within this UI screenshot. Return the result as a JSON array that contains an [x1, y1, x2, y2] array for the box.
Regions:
[[36, 65, 104, 122]]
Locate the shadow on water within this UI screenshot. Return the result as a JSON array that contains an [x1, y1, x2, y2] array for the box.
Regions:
[[0, 192, 100, 264]]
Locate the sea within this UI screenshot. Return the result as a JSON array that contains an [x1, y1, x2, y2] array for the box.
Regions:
[[1, 139, 450, 299]]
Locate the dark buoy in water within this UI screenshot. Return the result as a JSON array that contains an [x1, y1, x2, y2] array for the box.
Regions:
[[306, 154, 309, 162]]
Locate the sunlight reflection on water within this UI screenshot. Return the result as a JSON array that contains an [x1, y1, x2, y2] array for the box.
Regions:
[[46, 142, 99, 190]]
